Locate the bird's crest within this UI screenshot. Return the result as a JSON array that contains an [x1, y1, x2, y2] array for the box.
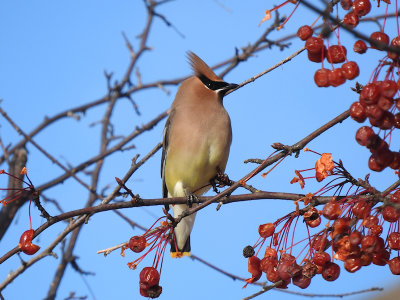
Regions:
[[187, 51, 222, 82]]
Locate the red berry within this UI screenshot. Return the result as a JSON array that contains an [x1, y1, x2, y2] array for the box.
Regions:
[[343, 12, 359, 28], [307, 46, 327, 63], [349, 230, 363, 246], [370, 224, 383, 236], [322, 262, 340, 281], [328, 68, 346, 87], [344, 254, 362, 273], [368, 154, 385, 171], [332, 218, 350, 237], [352, 0, 371, 17], [380, 80, 398, 98], [354, 40, 367, 54], [140, 267, 160, 288], [391, 190, 400, 203], [326, 45, 347, 64], [390, 153, 400, 169], [393, 113, 400, 129], [369, 32, 390, 50], [382, 205, 400, 223], [372, 250, 389, 266], [277, 254, 300, 281], [19, 229, 40, 255], [305, 37, 324, 54], [322, 201, 342, 220], [360, 83, 381, 105], [312, 252, 331, 266], [352, 200, 372, 219], [366, 105, 384, 122], [314, 68, 330, 87], [297, 25, 313, 41], [350, 102, 366, 123], [266, 265, 281, 283], [341, 61, 359, 80], [247, 256, 262, 283], [312, 235, 328, 251], [361, 235, 378, 253], [129, 236, 147, 253], [360, 252, 373, 266], [258, 223, 275, 238], [378, 111, 394, 130], [388, 232, 400, 250], [388, 36, 400, 60], [292, 274, 312, 289], [377, 96, 394, 111], [355, 126, 375, 147], [362, 215, 379, 228], [340, 0, 353, 10], [388, 257, 400, 275]]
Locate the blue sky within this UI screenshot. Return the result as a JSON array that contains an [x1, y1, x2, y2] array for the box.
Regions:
[[0, 1, 399, 300]]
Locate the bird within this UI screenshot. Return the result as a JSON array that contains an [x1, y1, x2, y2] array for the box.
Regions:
[[161, 52, 238, 258]]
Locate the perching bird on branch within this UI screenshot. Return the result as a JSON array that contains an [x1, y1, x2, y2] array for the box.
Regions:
[[161, 51, 237, 257]]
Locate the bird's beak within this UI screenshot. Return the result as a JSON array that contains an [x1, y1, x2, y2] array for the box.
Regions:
[[220, 83, 239, 96]]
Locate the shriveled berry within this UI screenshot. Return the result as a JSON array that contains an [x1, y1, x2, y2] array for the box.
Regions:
[[322, 262, 340, 281], [328, 68, 346, 87], [332, 218, 350, 237], [264, 246, 278, 258], [19, 229, 40, 255], [303, 207, 321, 228], [352, 0, 371, 17], [344, 12, 359, 28], [341, 61, 359, 80], [388, 257, 400, 275], [302, 260, 318, 278], [243, 245, 255, 258], [266, 265, 281, 283], [258, 223, 275, 238], [382, 205, 400, 223], [388, 232, 400, 250], [326, 45, 347, 64], [354, 40, 367, 54], [314, 68, 330, 87], [260, 256, 277, 273], [292, 274, 311, 289], [370, 32, 390, 50], [352, 200, 371, 218], [297, 25, 313, 41], [129, 236, 146, 253]]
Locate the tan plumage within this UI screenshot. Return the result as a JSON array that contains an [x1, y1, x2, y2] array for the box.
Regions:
[[161, 52, 237, 257]]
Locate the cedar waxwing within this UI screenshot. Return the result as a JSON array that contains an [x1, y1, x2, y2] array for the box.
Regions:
[[161, 52, 238, 257]]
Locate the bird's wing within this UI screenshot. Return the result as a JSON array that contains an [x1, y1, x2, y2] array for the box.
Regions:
[[161, 110, 174, 199]]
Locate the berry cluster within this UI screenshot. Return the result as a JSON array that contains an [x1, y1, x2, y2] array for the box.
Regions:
[[122, 217, 172, 298], [244, 151, 400, 290], [0, 168, 41, 256]]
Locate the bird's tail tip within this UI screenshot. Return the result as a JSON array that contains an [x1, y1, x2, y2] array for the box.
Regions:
[[170, 251, 191, 258]]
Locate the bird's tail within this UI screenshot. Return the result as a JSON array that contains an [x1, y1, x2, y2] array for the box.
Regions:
[[170, 234, 191, 258]]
